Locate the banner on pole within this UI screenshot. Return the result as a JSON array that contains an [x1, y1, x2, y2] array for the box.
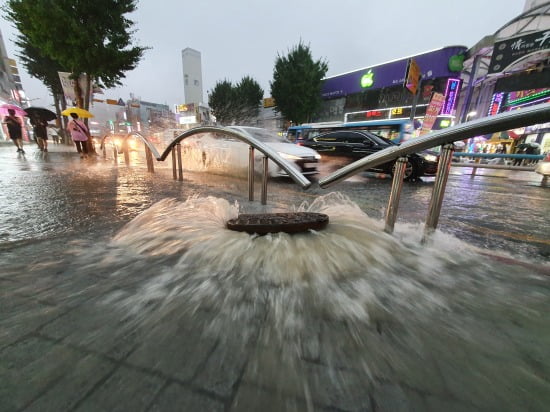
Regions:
[[420, 92, 445, 135]]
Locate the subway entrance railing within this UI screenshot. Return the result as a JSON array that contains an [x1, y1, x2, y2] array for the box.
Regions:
[[100, 103, 549, 240], [99, 126, 312, 205], [319, 102, 550, 241]]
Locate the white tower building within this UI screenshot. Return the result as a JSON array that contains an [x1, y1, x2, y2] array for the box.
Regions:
[[181, 48, 203, 105]]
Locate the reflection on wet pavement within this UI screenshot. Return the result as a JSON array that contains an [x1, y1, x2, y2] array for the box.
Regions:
[[0, 143, 549, 411]]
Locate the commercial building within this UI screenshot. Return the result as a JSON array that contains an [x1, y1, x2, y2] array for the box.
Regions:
[[315, 45, 467, 131], [181, 48, 204, 106], [458, 0, 550, 153], [0, 29, 27, 141]]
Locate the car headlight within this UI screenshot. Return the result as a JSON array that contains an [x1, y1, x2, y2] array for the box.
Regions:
[[278, 152, 302, 160], [421, 154, 438, 162], [314, 154, 321, 160]]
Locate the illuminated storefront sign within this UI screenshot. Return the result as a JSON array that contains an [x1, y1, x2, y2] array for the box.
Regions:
[[441, 78, 461, 115], [364, 110, 385, 119], [506, 88, 550, 106], [488, 29, 550, 74], [391, 107, 404, 116], [488, 92, 505, 116], [360, 70, 374, 88]]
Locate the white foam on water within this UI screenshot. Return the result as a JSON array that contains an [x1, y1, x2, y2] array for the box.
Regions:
[[89, 192, 550, 408], [110, 192, 547, 330]]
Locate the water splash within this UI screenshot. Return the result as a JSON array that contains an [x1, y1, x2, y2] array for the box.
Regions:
[[101, 193, 550, 409]]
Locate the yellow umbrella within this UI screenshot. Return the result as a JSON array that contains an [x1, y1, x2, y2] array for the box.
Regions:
[[61, 107, 94, 118]]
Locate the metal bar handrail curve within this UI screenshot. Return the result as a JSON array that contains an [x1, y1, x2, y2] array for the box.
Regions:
[[106, 126, 312, 189], [319, 102, 550, 188]]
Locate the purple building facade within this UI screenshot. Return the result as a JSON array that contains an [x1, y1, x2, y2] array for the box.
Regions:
[[315, 46, 467, 126]]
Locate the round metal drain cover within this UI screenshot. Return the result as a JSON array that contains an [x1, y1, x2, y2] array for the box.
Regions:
[[226, 212, 329, 235]]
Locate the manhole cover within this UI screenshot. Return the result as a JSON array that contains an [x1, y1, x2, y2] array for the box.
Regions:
[[226, 212, 329, 235]]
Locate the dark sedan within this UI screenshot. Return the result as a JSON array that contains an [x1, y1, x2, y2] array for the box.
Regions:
[[297, 129, 439, 180]]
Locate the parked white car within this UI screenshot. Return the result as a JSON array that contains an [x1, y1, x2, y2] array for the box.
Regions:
[[181, 126, 321, 178]]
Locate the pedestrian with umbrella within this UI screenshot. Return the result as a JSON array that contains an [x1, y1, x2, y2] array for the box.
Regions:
[[29, 115, 49, 152], [24, 107, 57, 152], [61, 107, 93, 158], [2, 108, 25, 153]]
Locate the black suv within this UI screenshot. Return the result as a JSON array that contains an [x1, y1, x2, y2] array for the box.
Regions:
[[297, 129, 439, 180]]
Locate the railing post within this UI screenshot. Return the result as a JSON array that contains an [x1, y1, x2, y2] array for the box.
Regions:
[[471, 157, 480, 177], [123, 137, 130, 165], [248, 146, 255, 201], [171, 147, 177, 180], [113, 145, 118, 164], [423, 143, 455, 243], [145, 145, 154, 173], [261, 156, 268, 205], [384, 157, 407, 234], [176, 143, 184, 181]]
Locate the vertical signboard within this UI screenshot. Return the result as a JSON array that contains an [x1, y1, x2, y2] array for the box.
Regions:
[[404, 59, 421, 95], [420, 92, 445, 135], [58, 72, 89, 103], [441, 78, 461, 115]]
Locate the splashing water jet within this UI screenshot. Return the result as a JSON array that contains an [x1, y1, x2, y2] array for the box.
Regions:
[[106, 193, 550, 410]]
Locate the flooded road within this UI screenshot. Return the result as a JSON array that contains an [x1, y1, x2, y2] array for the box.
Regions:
[[1, 143, 549, 411]]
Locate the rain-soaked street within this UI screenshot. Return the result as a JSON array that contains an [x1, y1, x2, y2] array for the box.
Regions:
[[1, 141, 549, 411]]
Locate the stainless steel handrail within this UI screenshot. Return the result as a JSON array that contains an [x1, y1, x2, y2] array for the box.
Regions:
[[101, 126, 312, 190], [319, 102, 550, 188]]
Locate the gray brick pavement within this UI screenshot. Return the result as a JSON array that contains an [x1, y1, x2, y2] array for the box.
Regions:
[[1, 144, 549, 411]]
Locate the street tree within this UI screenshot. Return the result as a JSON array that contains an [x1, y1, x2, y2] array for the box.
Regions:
[[270, 42, 328, 125], [209, 76, 264, 125], [14, 37, 67, 129], [209, 80, 235, 125], [4, 0, 147, 110], [234, 76, 264, 125]]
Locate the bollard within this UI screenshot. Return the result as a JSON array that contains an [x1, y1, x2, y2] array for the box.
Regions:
[[423, 143, 455, 242], [471, 157, 480, 177], [113, 144, 118, 164], [123, 138, 130, 165], [176, 143, 183, 181], [248, 146, 255, 201], [261, 156, 268, 205], [384, 157, 407, 234], [145, 145, 154, 173], [171, 148, 177, 180]]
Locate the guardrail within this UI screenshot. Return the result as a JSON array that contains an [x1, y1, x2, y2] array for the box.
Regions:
[[451, 152, 544, 175], [99, 126, 312, 205], [319, 102, 550, 240]]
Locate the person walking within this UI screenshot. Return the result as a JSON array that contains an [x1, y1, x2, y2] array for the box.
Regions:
[[30, 115, 49, 152], [67, 113, 90, 157], [3, 108, 25, 153]]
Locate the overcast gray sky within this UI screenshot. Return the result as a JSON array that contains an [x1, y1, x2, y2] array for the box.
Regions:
[[0, 0, 526, 109]]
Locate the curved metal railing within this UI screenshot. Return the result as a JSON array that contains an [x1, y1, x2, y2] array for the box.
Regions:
[[319, 102, 550, 188], [100, 126, 312, 204], [318, 102, 550, 239]]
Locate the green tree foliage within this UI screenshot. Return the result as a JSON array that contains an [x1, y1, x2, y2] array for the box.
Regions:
[[234, 76, 264, 124], [4, 0, 147, 109], [208, 80, 235, 125], [209, 76, 264, 125], [15, 38, 64, 97], [270, 42, 328, 125]]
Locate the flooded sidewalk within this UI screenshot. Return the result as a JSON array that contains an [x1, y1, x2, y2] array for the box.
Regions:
[[0, 143, 549, 411]]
